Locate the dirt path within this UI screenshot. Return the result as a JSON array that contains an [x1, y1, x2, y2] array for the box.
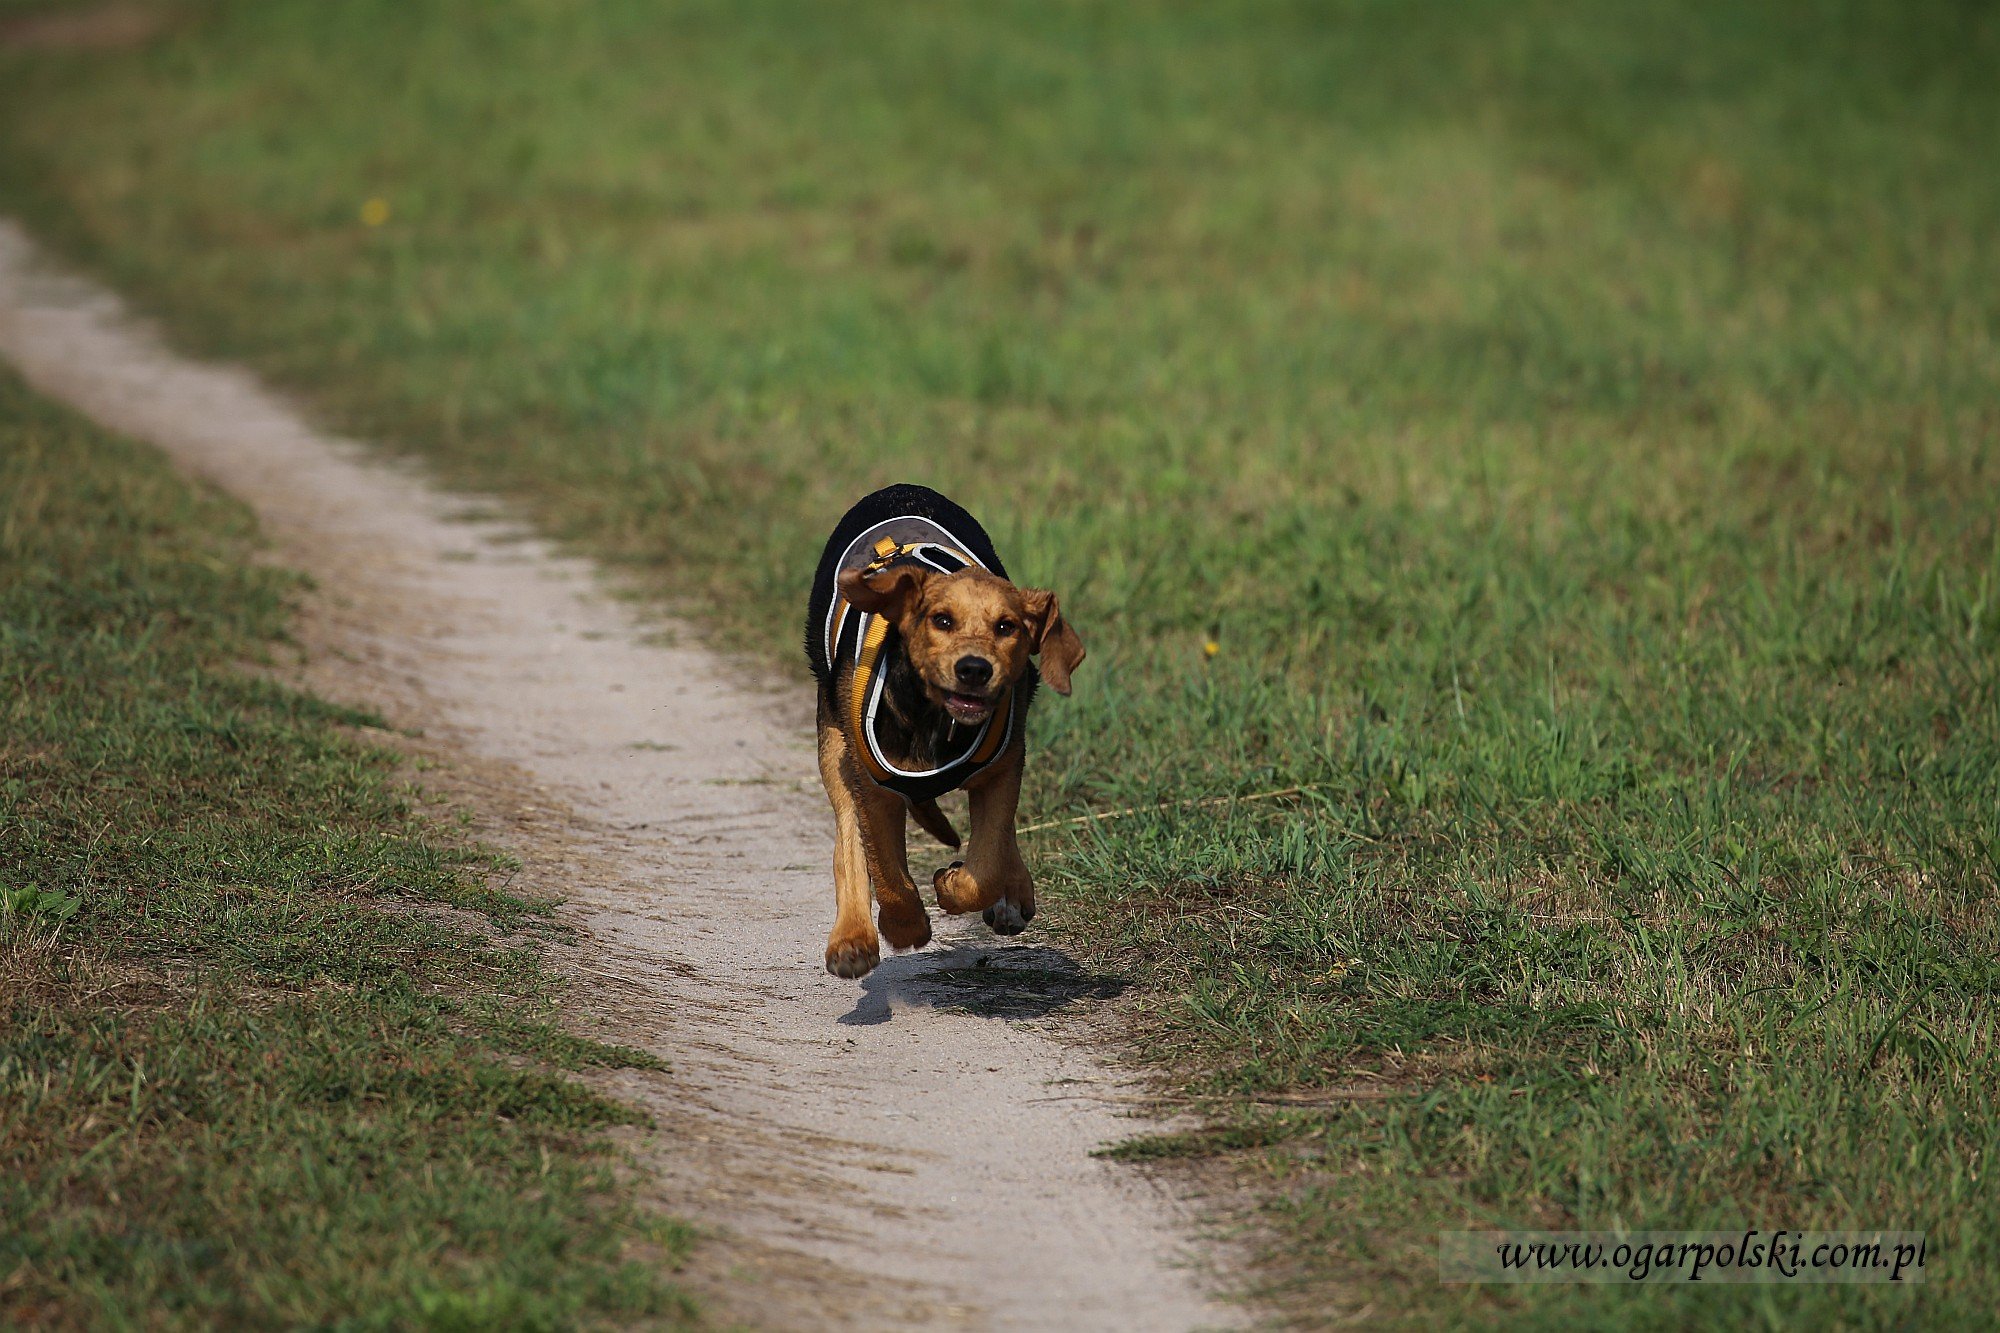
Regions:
[[0, 221, 1236, 1331]]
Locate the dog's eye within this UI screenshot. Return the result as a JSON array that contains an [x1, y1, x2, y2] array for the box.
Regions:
[[931, 612, 955, 631], [994, 619, 1016, 638]]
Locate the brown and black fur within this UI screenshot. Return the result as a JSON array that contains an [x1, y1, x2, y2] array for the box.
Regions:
[[805, 485, 1084, 979]]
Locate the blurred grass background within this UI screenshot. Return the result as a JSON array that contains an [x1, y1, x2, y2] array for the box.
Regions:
[[3, 0, 1997, 1325]]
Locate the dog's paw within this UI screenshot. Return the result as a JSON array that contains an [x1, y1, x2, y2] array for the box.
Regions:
[[878, 904, 932, 952], [928, 860, 984, 912], [982, 898, 1032, 936], [825, 935, 880, 979]]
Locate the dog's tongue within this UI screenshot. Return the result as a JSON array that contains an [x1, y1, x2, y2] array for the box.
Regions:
[[945, 692, 992, 721]]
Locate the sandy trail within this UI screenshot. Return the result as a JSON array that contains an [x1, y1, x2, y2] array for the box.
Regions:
[[0, 221, 1234, 1331]]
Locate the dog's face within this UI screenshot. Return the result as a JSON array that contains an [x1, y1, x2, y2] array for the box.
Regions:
[[838, 565, 1084, 724]]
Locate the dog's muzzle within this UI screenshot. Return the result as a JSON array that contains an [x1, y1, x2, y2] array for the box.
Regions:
[[945, 656, 998, 723]]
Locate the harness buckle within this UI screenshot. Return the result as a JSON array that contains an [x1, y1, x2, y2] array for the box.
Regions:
[[861, 536, 907, 575]]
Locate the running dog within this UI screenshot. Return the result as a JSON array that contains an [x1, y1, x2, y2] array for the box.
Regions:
[[805, 484, 1085, 979]]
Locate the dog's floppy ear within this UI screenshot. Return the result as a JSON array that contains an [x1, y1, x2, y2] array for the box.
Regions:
[[1019, 588, 1085, 695], [839, 565, 928, 621]]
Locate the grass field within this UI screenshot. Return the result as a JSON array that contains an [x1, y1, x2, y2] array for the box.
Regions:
[[4, 0, 1998, 1325], [0, 369, 694, 1326]]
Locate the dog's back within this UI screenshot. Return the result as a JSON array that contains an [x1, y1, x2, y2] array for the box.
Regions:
[[804, 483, 1010, 688]]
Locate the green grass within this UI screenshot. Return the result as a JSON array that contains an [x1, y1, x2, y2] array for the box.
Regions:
[[4, 0, 1998, 1325], [0, 369, 695, 1327]]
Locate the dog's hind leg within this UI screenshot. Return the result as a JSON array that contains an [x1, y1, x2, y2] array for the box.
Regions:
[[908, 797, 962, 850], [818, 707, 879, 979], [931, 745, 1035, 934]]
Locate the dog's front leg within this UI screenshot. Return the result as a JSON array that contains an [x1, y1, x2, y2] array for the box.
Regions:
[[931, 744, 1035, 935], [817, 709, 880, 978], [852, 775, 933, 955]]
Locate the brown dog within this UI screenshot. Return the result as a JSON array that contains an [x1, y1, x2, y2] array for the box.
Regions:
[[804, 485, 1084, 979]]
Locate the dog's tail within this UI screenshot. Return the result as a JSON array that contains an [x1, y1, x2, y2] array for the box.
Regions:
[[909, 798, 961, 850]]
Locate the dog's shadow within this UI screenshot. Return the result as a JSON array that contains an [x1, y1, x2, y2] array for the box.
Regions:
[[839, 941, 1127, 1026]]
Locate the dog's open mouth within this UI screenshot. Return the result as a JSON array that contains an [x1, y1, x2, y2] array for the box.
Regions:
[[942, 691, 995, 724]]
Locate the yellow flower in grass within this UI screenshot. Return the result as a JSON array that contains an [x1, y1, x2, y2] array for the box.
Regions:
[[359, 197, 391, 227], [1202, 639, 1220, 658]]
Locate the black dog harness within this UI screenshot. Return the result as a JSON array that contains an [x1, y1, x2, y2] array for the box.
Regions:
[[821, 514, 1019, 802]]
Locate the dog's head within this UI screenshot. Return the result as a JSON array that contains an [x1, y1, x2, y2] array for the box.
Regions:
[[837, 564, 1085, 724]]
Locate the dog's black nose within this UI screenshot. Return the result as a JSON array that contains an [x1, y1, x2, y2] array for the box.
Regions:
[[954, 656, 993, 689]]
